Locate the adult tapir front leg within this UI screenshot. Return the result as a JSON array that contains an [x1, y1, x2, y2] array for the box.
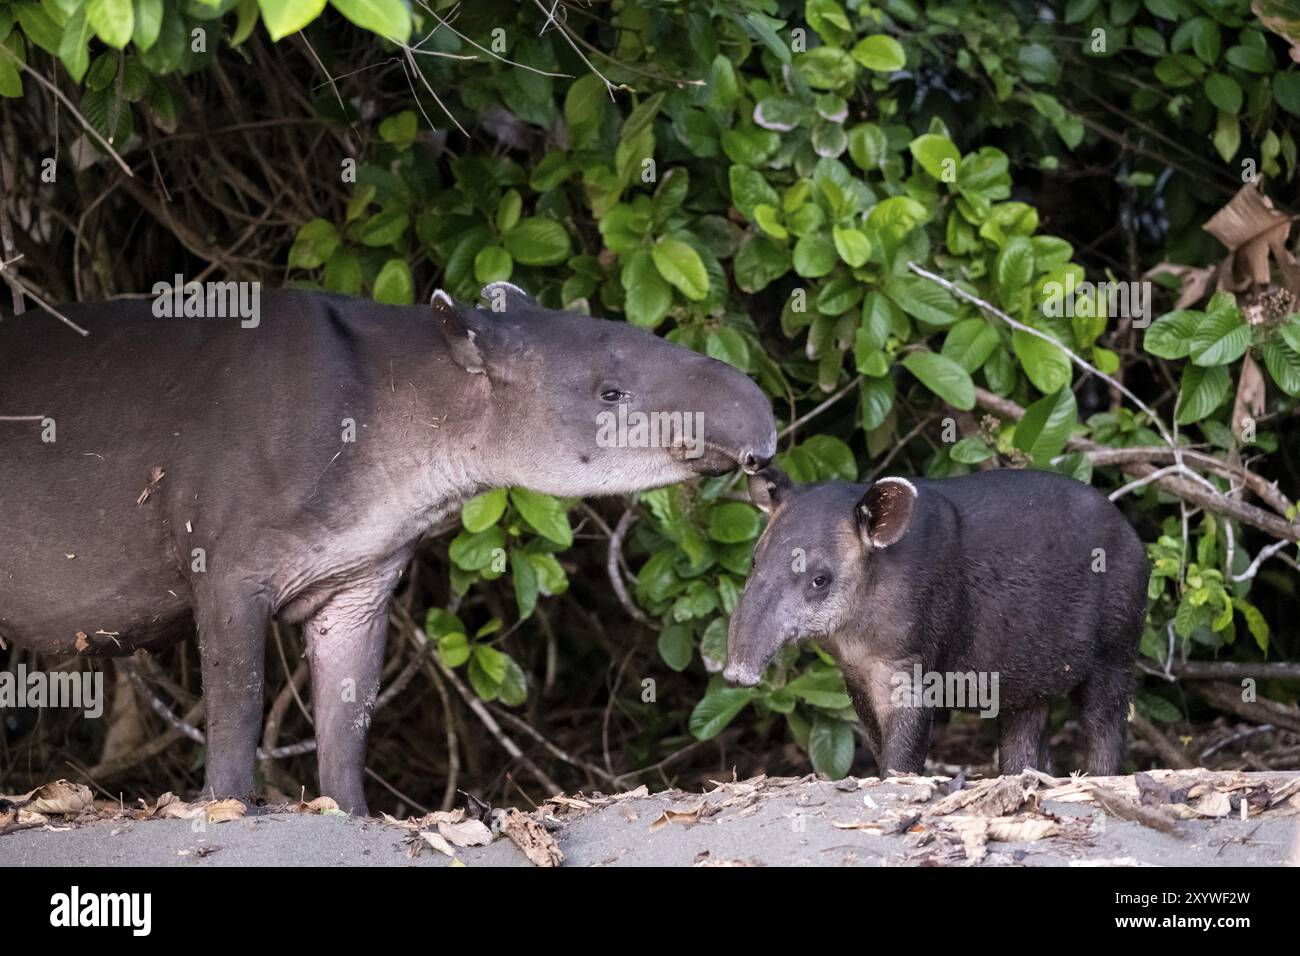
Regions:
[[304, 589, 393, 815], [196, 585, 271, 802]]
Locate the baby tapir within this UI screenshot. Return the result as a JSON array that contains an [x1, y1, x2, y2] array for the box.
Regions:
[[724, 466, 1150, 776], [0, 282, 777, 814]]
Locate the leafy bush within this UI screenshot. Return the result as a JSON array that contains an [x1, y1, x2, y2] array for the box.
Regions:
[[2, 0, 1297, 788]]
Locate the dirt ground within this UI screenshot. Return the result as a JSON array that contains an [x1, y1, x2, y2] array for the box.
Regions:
[[3, 768, 1299, 867]]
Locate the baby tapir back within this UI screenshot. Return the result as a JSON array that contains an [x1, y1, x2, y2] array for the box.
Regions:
[[726, 467, 1149, 777]]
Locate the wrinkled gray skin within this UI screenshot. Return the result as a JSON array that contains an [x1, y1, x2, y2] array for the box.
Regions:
[[725, 467, 1149, 777], [0, 282, 776, 814]]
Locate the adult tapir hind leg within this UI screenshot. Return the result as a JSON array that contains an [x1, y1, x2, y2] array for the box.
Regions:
[[196, 585, 271, 802], [1077, 667, 1133, 776], [304, 586, 395, 816]]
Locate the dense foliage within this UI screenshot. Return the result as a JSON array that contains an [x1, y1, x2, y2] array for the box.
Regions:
[[1, 0, 1298, 801]]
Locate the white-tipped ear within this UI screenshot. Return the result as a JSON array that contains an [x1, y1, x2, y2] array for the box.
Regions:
[[480, 281, 534, 314], [432, 289, 485, 375], [856, 477, 917, 549]]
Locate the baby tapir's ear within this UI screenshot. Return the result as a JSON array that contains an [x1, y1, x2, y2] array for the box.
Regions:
[[432, 289, 485, 375], [480, 281, 535, 314], [856, 477, 917, 549], [748, 466, 794, 515]]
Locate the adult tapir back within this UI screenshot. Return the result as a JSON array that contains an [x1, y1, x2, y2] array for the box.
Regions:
[[0, 282, 777, 813]]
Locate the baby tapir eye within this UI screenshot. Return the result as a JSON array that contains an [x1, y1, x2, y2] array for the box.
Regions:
[[600, 388, 630, 403], [811, 574, 830, 590]]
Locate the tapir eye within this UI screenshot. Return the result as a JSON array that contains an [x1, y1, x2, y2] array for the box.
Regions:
[[600, 388, 630, 403], [811, 574, 830, 590]]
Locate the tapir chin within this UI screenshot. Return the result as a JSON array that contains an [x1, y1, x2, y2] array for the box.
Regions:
[[724, 466, 1149, 777], [0, 282, 777, 813]]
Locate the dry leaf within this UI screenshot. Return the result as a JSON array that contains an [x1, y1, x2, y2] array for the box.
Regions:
[[1190, 790, 1232, 818], [420, 830, 457, 858], [1203, 184, 1297, 293], [22, 780, 94, 815], [437, 818, 492, 848], [649, 805, 703, 831], [204, 799, 247, 823]]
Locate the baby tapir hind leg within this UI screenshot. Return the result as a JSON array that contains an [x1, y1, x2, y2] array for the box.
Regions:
[[196, 585, 271, 803], [997, 700, 1049, 774], [1077, 669, 1132, 776], [305, 586, 395, 815]]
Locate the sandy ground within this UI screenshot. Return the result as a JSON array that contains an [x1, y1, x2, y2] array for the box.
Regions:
[[3, 769, 1298, 867]]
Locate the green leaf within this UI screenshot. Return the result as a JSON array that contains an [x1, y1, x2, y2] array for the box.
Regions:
[[831, 225, 871, 267], [469, 645, 509, 700], [1260, 342, 1300, 396], [809, 715, 854, 778], [258, 0, 327, 42], [995, 236, 1034, 307], [510, 549, 539, 620], [287, 219, 340, 270], [658, 622, 693, 672], [622, 249, 673, 329], [57, 7, 95, 84], [1188, 302, 1249, 366], [793, 232, 837, 278], [498, 656, 528, 707], [1013, 329, 1072, 394], [902, 352, 975, 410], [950, 437, 994, 464], [435, 630, 470, 668], [1213, 110, 1240, 162], [1233, 597, 1269, 653], [941, 318, 999, 373], [689, 684, 756, 740], [785, 667, 852, 708], [707, 327, 750, 370], [885, 275, 958, 327], [1176, 364, 1230, 425], [329, 0, 410, 42], [908, 133, 959, 180], [504, 217, 571, 266], [509, 488, 573, 546], [1016, 42, 1061, 83], [87, 0, 134, 48], [473, 245, 513, 284], [449, 526, 504, 571], [1144, 310, 1200, 359], [378, 109, 417, 149], [651, 237, 709, 301], [850, 34, 905, 72], [461, 488, 507, 533], [708, 501, 763, 543], [1205, 73, 1243, 114], [1014, 386, 1077, 463], [372, 258, 413, 304]]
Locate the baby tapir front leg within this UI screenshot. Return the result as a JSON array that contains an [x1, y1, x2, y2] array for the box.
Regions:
[[304, 583, 396, 815], [841, 653, 931, 776]]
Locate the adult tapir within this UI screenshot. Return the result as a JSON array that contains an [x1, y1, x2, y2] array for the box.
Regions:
[[0, 281, 777, 813]]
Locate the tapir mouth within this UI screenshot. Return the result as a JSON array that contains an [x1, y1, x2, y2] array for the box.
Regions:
[[671, 441, 744, 476], [723, 660, 764, 687]]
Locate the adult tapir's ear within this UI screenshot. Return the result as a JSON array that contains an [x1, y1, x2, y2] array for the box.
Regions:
[[479, 281, 535, 314], [432, 289, 485, 375], [748, 466, 794, 515], [856, 477, 917, 549]]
